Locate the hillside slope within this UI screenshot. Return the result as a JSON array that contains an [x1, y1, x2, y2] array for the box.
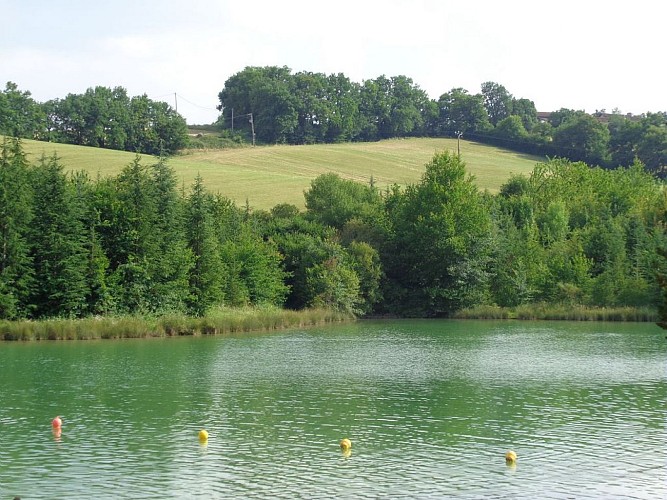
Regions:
[[14, 137, 542, 209]]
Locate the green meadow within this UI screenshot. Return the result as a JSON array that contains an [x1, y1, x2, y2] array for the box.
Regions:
[[16, 137, 542, 210]]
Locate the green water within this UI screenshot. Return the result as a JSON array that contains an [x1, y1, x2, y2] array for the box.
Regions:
[[0, 320, 665, 499]]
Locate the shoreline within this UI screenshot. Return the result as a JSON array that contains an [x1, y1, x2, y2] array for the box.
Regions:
[[1, 304, 659, 342], [0, 307, 353, 341]]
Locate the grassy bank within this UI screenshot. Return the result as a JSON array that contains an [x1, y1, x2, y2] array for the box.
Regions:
[[0, 307, 353, 341], [453, 304, 659, 322], [2, 304, 658, 341]]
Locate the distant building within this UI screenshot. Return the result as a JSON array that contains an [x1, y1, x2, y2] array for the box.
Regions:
[[537, 112, 552, 123], [591, 111, 640, 123]]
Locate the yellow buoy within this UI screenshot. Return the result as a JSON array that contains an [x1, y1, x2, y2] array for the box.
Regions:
[[198, 429, 209, 442], [340, 438, 352, 451], [505, 450, 517, 464]]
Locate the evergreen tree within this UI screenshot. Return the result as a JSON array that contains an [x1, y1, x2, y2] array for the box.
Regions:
[[104, 156, 159, 313], [147, 157, 193, 312], [0, 139, 34, 318], [185, 175, 225, 315], [71, 171, 113, 315], [29, 154, 88, 317]]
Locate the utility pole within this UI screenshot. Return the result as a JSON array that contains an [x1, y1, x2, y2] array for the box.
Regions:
[[456, 131, 463, 156], [174, 93, 178, 113], [231, 108, 234, 133], [249, 113, 255, 146]]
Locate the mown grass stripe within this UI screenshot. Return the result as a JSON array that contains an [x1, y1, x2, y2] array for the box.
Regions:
[[15, 137, 542, 210]]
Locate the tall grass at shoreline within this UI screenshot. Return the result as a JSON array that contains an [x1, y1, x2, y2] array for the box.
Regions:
[[454, 303, 658, 322], [1, 304, 658, 341], [0, 307, 352, 341]]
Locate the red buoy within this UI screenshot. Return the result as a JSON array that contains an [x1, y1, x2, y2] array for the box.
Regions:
[[52, 416, 62, 429]]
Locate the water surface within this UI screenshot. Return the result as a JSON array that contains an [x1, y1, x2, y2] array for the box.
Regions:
[[0, 320, 665, 498]]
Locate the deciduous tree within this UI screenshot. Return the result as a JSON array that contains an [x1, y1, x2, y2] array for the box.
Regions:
[[386, 151, 492, 316]]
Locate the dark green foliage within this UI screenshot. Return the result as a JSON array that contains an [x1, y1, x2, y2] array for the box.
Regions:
[[105, 157, 158, 313], [656, 247, 667, 329], [306, 254, 361, 314], [481, 82, 513, 126], [511, 98, 538, 131], [43, 86, 187, 154], [385, 152, 492, 316], [0, 138, 664, 321], [263, 209, 362, 312], [437, 88, 491, 136], [552, 113, 611, 166], [218, 225, 288, 308], [272, 231, 329, 310], [493, 116, 529, 142], [346, 241, 383, 314], [218, 68, 434, 144], [28, 154, 89, 318], [184, 175, 225, 316], [217, 66, 297, 144], [636, 124, 667, 178], [71, 171, 112, 315], [146, 158, 193, 312], [608, 115, 643, 167], [1, 76, 666, 176], [489, 157, 666, 310], [304, 173, 383, 229], [94, 156, 193, 314], [0, 82, 45, 138], [0, 139, 35, 318]]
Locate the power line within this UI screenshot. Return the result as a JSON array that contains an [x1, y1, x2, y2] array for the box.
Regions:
[[149, 92, 220, 113], [174, 93, 219, 111]]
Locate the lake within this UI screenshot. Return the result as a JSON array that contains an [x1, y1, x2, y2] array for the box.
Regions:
[[0, 320, 665, 499]]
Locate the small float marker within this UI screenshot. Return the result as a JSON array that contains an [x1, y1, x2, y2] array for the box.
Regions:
[[198, 429, 209, 442], [339, 438, 352, 451], [52, 416, 62, 429], [505, 450, 517, 464]]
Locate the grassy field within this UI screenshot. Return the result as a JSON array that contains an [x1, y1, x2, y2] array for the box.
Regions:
[[15, 137, 543, 210]]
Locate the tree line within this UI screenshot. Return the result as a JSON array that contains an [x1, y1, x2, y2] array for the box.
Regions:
[[0, 82, 188, 155], [216, 66, 667, 177], [1, 138, 665, 320], [2, 73, 666, 178]]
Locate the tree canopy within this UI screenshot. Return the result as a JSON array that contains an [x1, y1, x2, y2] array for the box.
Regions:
[[2, 74, 666, 177], [0, 139, 664, 321]]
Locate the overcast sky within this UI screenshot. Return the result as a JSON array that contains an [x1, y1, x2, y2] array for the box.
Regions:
[[2, 0, 665, 124]]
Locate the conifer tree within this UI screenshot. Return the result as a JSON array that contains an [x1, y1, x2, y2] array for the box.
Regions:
[[105, 156, 158, 313], [0, 139, 34, 318], [148, 157, 193, 312], [185, 175, 224, 315], [29, 154, 88, 317], [71, 171, 113, 315]]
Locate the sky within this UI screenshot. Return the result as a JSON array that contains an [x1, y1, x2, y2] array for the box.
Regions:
[[1, 0, 665, 125]]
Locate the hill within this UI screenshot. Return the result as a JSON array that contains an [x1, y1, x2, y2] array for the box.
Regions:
[[14, 137, 542, 210]]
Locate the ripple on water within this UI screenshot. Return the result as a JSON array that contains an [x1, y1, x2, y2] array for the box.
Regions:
[[0, 321, 665, 498]]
